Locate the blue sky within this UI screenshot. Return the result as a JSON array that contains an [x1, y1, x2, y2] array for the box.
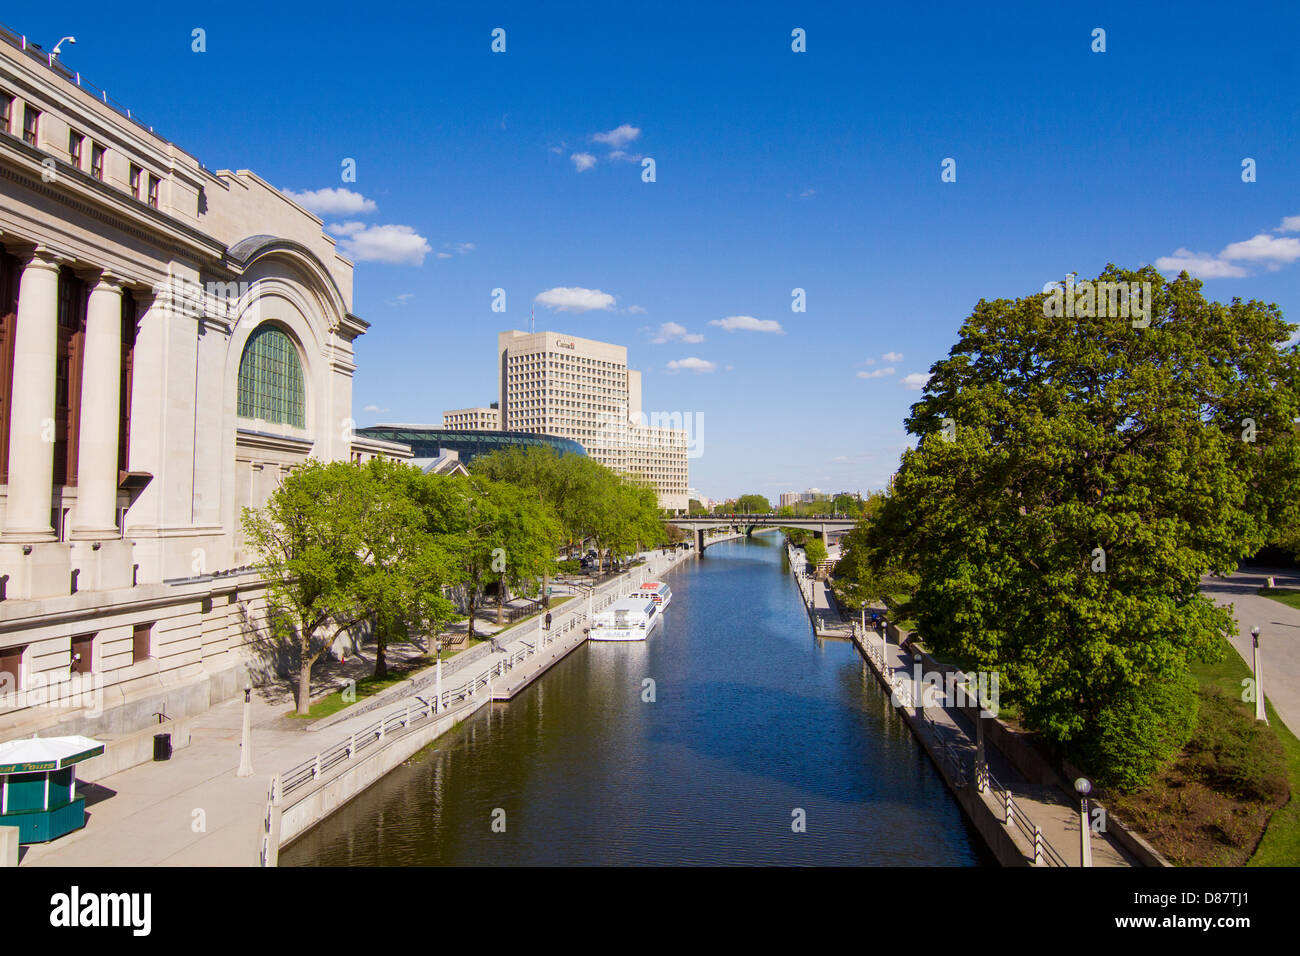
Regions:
[[19, 1, 1300, 500]]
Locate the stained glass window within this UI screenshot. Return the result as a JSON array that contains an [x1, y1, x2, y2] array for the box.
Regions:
[[237, 325, 305, 428]]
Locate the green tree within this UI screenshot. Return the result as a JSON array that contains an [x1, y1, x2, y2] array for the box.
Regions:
[[873, 265, 1300, 787], [447, 474, 561, 641], [804, 537, 829, 569], [242, 460, 373, 715], [356, 459, 460, 678], [735, 494, 772, 514], [834, 516, 918, 618]]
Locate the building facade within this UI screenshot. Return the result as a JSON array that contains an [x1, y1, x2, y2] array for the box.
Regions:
[[497, 330, 688, 511], [0, 28, 378, 737], [442, 405, 499, 431]]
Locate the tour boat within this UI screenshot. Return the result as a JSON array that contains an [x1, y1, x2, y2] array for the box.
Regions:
[[589, 597, 661, 642], [629, 581, 672, 610]]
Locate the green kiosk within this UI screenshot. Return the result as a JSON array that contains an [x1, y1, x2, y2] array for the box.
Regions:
[[0, 735, 104, 843]]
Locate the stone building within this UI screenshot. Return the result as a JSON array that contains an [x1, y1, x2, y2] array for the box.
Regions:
[[0, 26, 394, 738]]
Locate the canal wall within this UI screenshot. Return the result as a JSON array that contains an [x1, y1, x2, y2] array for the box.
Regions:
[[848, 624, 1141, 867]]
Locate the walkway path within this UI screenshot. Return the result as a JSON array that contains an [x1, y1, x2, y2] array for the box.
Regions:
[[20, 548, 690, 866], [787, 543, 852, 637], [851, 624, 1139, 867], [1200, 567, 1300, 735]]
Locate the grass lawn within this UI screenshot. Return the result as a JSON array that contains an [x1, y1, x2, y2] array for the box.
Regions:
[[1104, 636, 1296, 866], [287, 595, 575, 721], [1258, 586, 1300, 612]]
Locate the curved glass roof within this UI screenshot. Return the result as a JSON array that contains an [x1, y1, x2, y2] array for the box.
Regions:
[[354, 426, 587, 464]]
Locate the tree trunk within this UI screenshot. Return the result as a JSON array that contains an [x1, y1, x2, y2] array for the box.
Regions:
[[466, 585, 478, 642], [497, 584, 505, 625], [374, 616, 388, 680], [297, 635, 313, 715]]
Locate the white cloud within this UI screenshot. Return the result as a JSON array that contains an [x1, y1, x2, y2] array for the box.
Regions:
[[386, 293, 414, 307], [1220, 233, 1300, 268], [901, 372, 931, 390], [857, 367, 895, 379], [327, 223, 432, 265], [592, 124, 641, 148], [534, 287, 617, 312], [1154, 248, 1249, 279], [283, 187, 377, 216], [363, 404, 389, 413], [1276, 215, 1300, 233], [608, 149, 644, 163], [799, 188, 816, 198], [666, 357, 716, 373], [571, 152, 597, 172], [626, 305, 647, 315], [882, 351, 903, 362], [651, 321, 705, 344], [444, 241, 476, 255], [709, 315, 784, 333]]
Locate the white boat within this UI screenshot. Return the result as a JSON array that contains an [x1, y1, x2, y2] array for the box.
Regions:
[[629, 581, 672, 610], [589, 597, 661, 642]]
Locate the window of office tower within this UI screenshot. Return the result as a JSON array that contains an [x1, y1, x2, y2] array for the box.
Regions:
[[237, 324, 306, 428]]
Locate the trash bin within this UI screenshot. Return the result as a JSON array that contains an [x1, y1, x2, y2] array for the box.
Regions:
[[153, 733, 172, 761]]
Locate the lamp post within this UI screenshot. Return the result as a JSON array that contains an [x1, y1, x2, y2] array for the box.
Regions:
[[237, 683, 253, 777], [1074, 777, 1092, 867], [1252, 626, 1267, 724], [435, 638, 443, 713]]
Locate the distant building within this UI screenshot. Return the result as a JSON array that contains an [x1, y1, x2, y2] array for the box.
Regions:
[[442, 404, 499, 431], [497, 330, 688, 511]]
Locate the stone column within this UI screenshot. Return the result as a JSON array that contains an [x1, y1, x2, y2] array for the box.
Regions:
[[3, 248, 63, 538], [72, 273, 124, 536]]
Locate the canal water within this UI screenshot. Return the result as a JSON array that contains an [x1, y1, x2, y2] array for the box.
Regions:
[[282, 534, 988, 865]]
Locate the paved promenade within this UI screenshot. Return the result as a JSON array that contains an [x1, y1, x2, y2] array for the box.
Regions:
[[787, 543, 852, 637], [851, 624, 1139, 866], [1201, 567, 1300, 735], [21, 549, 689, 866]]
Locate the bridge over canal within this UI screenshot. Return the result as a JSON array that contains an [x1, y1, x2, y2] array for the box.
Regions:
[[672, 515, 858, 552]]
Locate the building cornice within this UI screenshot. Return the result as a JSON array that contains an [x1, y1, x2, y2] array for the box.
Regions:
[[0, 137, 226, 264]]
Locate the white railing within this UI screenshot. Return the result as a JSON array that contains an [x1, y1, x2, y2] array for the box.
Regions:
[[276, 549, 684, 799]]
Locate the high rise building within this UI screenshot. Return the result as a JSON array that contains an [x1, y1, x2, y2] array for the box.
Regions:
[[497, 330, 688, 511]]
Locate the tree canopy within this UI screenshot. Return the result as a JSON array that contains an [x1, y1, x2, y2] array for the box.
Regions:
[[870, 264, 1300, 788]]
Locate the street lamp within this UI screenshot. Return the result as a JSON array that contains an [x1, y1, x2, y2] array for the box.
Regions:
[[237, 683, 253, 777], [1074, 777, 1092, 867], [1251, 626, 1267, 724]]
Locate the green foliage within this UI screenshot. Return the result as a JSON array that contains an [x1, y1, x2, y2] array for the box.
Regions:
[[834, 517, 918, 613], [872, 264, 1300, 788], [735, 494, 772, 513], [803, 538, 828, 566], [472, 445, 665, 572]]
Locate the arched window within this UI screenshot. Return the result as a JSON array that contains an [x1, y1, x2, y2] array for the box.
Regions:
[[237, 324, 305, 428]]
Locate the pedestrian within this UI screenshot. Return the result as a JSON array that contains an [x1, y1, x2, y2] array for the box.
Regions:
[[545, 611, 552, 631]]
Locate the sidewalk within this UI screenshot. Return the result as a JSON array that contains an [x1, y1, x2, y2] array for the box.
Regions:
[[20, 548, 689, 866], [853, 624, 1139, 867], [1200, 567, 1300, 735], [787, 542, 852, 637]]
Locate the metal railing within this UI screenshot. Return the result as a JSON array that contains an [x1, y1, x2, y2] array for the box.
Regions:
[[275, 551, 680, 800], [982, 768, 1069, 867], [0, 21, 170, 142]]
